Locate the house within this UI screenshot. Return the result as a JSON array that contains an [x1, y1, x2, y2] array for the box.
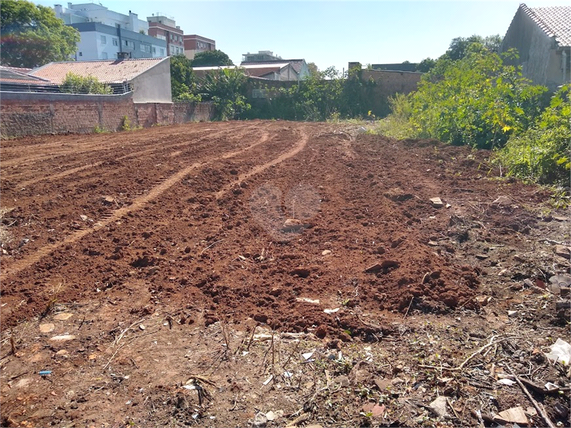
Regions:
[[54, 3, 167, 60], [501, 4, 571, 90], [183, 35, 216, 60], [240, 51, 310, 81], [192, 63, 300, 81], [26, 58, 172, 103], [147, 15, 185, 57]]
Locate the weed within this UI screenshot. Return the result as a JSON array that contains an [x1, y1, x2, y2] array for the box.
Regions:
[[121, 115, 131, 131]]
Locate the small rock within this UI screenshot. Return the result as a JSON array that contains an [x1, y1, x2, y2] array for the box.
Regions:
[[53, 313, 73, 321], [50, 334, 76, 342], [266, 410, 282, 421], [40, 323, 55, 333], [508, 310, 518, 317], [322, 250, 332, 256], [296, 297, 320, 304], [253, 412, 267, 427], [429, 396, 449, 418], [139, 324, 146, 330], [365, 260, 399, 273], [80, 215, 88, 221], [430, 197, 444, 208], [495, 406, 528, 425], [475, 254, 489, 260], [493, 196, 511, 206], [55, 349, 69, 356], [550, 274, 571, 288], [283, 218, 304, 231], [555, 245, 571, 259], [102, 196, 115, 204], [553, 215, 568, 222], [362, 403, 385, 417], [474, 296, 490, 306]]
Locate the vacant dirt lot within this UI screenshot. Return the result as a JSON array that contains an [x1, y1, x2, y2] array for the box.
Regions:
[[1, 120, 569, 427]]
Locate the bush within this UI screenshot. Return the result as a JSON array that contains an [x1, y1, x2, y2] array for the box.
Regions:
[[199, 68, 250, 120], [407, 46, 548, 149], [496, 85, 570, 188], [60, 72, 112, 94]]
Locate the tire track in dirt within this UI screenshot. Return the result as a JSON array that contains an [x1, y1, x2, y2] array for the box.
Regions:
[[214, 126, 311, 200], [0, 128, 273, 281], [14, 126, 245, 188]]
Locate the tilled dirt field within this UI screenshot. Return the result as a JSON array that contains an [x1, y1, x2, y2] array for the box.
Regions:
[[1, 120, 570, 428]]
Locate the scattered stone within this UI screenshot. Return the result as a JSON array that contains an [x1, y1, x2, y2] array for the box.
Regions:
[[322, 250, 332, 256], [474, 296, 491, 306], [55, 349, 69, 356], [80, 214, 88, 221], [555, 245, 571, 259], [428, 240, 439, 246], [362, 403, 385, 417], [493, 196, 511, 206], [374, 378, 392, 391], [365, 260, 399, 273], [283, 218, 304, 232], [40, 323, 55, 333], [324, 308, 340, 314], [553, 215, 568, 222], [252, 412, 267, 427], [139, 324, 146, 330], [53, 313, 73, 321], [296, 297, 320, 304], [429, 396, 449, 418], [102, 196, 115, 204], [384, 188, 413, 202], [49, 334, 76, 342], [374, 246, 386, 254], [475, 254, 489, 260], [507, 310, 518, 317], [494, 407, 528, 425], [430, 197, 444, 208], [550, 274, 571, 288]]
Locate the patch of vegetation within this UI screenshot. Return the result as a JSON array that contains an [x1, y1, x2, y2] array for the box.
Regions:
[[60, 72, 113, 95], [495, 85, 570, 192]]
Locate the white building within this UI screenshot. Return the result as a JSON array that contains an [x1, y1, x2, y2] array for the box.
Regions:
[[54, 3, 167, 61]]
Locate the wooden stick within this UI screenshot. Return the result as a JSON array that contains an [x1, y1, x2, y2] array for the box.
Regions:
[[506, 365, 556, 428]]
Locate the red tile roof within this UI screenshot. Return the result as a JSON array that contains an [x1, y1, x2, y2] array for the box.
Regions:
[[29, 58, 168, 84], [522, 4, 571, 47]]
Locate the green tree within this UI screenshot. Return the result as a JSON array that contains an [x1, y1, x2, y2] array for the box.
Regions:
[[0, 0, 80, 68], [170, 55, 201, 101], [416, 58, 436, 72], [190, 50, 233, 67], [408, 46, 547, 148], [60, 72, 112, 94], [445, 34, 502, 61], [199, 68, 250, 120]]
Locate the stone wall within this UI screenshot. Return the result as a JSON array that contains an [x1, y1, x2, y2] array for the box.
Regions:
[[0, 91, 214, 138]]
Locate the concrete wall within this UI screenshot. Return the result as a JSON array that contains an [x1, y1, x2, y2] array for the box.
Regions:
[[501, 7, 570, 90], [0, 91, 214, 138], [360, 69, 422, 96], [132, 59, 172, 103]]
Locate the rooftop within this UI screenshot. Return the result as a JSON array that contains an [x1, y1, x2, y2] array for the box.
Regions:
[[29, 58, 168, 84], [521, 3, 571, 47]]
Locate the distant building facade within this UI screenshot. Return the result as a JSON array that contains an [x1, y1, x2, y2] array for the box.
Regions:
[[183, 35, 216, 60], [147, 15, 185, 56], [240, 51, 309, 81], [54, 3, 166, 60]]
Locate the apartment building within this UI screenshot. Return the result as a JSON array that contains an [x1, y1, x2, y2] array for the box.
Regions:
[[54, 3, 166, 60], [183, 35, 216, 60], [147, 15, 185, 57]]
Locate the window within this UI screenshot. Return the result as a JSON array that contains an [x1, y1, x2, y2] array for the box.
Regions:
[[101, 35, 106, 44], [112, 38, 118, 46], [125, 40, 128, 46], [79, 52, 83, 56]]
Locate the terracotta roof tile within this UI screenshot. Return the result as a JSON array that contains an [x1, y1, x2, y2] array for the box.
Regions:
[[522, 4, 571, 47], [29, 58, 167, 84]]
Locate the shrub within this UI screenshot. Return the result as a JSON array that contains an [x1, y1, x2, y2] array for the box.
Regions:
[[60, 72, 112, 94], [407, 46, 548, 149], [496, 85, 570, 188]]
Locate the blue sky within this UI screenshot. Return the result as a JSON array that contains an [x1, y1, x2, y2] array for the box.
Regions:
[[35, 0, 566, 71]]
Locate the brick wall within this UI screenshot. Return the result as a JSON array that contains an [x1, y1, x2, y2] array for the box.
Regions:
[[0, 92, 214, 138]]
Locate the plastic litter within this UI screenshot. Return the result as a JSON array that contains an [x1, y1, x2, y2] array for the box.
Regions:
[[545, 338, 571, 365], [39, 370, 52, 376]]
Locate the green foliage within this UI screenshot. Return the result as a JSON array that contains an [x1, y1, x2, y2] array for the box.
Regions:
[[407, 46, 548, 149], [445, 34, 502, 61], [190, 50, 233, 67], [496, 85, 570, 188], [199, 68, 250, 120], [0, 0, 80, 68], [416, 58, 436, 73], [60, 72, 113, 94], [170, 55, 201, 102], [370, 93, 417, 139], [121, 115, 131, 131]]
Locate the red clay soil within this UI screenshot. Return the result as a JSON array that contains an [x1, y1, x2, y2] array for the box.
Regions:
[[1, 121, 569, 428]]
